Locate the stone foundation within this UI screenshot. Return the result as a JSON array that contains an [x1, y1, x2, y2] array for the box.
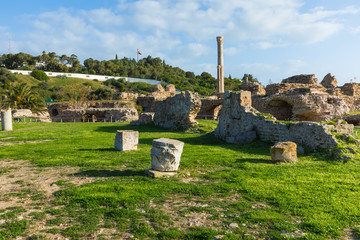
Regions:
[[215, 91, 353, 151]]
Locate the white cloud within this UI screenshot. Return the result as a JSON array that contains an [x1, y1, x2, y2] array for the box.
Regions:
[[82, 8, 123, 27], [350, 26, 360, 34], [10, 0, 359, 71]]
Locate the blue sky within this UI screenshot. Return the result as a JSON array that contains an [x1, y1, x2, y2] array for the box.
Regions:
[[1, 0, 360, 85]]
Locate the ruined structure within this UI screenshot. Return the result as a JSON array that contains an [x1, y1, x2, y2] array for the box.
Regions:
[[321, 73, 337, 89], [215, 91, 353, 150], [48, 101, 138, 122], [253, 88, 349, 122], [197, 95, 223, 119], [252, 74, 352, 122], [282, 74, 318, 84], [216, 36, 224, 93], [154, 91, 201, 130], [241, 80, 266, 96], [137, 84, 178, 112]]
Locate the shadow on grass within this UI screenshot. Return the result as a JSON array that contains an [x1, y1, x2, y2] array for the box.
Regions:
[[78, 147, 116, 152], [74, 169, 145, 178], [236, 158, 272, 164], [95, 123, 169, 133]]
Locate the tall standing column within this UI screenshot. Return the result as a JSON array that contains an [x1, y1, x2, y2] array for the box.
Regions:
[[1, 109, 13, 131], [216, 36, 224, 93]]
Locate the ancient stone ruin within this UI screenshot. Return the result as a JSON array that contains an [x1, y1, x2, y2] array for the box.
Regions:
[[215, 91, 353, 150], [154, 91, 201, 130], [197, 95, 223, 119], [1, 109, 12, 131], [150, 138, 184, 172], [48, 101, 138, 122], [252, 74, 350, 122], [114, 130, 139, 151], [137, 84, 177, 112]]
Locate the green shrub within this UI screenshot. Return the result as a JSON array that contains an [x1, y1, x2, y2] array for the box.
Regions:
[[89, 87, 113, 100], [31, 70, 49, 81]]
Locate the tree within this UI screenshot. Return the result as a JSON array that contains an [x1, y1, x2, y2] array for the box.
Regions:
[[3, 82, 45, 112]]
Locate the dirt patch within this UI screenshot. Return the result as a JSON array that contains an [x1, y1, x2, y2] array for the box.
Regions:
[[0, 160, 100, 239], [0, 139, 54, 146]]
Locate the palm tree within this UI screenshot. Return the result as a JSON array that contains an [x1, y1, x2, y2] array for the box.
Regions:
[[3, 82, 45, 112]]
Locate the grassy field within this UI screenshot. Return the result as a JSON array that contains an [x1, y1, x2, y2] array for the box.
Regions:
[[0, 120, 360, 239]]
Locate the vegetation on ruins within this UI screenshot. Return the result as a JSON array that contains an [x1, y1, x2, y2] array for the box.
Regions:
[[1, 121, 360, 239], [0, 52, 261, 95]]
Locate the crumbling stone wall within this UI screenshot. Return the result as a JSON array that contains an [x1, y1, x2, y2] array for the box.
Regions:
[[197, 95, 223, 119], [154, 91, 201, 129], [253, 88, 349, 122], [282, 74, 318, 84], [137, 84, 178, 112], [48, 102, 138, 122], [341, 83, 360, 96], [241, 81, 266, 96], [215, 91, 353, 150]]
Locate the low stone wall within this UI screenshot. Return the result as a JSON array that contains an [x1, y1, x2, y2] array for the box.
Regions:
[[49, 107, 138, 122], [215, 91, 353, 150]]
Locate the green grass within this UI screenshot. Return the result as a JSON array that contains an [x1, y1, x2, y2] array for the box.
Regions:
[[1, 120, 360, 239]]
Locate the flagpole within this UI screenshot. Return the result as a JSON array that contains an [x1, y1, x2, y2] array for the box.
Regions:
[[137, 49, 139, 62]]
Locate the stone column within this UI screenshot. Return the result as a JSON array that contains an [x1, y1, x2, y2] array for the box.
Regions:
[[216, 36, 224, 93], [1, 109, 13, 131]]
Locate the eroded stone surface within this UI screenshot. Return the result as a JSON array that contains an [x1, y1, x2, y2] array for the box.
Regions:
[[282, 74, 318, 84], [270, 142, 298, 163], [154, 91, 201, 130], [215, 91, 353, 150], [151, 138, 184, 171], [114, 130, 139, 151], [1, 109, 12, 131], [321, 73, 337, 89]]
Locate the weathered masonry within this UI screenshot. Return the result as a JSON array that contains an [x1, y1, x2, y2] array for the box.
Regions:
[[215, 91, 353, 150]]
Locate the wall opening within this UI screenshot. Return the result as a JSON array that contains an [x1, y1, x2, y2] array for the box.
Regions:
[[267, 100, 293, 121]]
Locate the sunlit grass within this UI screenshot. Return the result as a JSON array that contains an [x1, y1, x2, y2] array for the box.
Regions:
[[1, 121, 360, 239]]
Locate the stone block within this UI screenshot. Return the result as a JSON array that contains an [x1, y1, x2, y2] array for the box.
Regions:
[[151, 138, 184, 171], [114, 130, 139, 151], [270, 141, 297, 163], [145, 169, 177, 178], [1, 109, 13, 131]]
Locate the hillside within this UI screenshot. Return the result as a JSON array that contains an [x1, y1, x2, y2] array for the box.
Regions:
[[0, 52, 248, 96]]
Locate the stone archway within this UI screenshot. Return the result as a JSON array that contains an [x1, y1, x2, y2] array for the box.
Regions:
[[267, 100, 293, 121]]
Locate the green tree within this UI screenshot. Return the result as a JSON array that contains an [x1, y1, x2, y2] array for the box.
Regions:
[[3, 82, 45, 112]]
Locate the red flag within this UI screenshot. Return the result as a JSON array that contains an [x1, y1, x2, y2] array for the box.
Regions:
[[137, 50, 142, 55]]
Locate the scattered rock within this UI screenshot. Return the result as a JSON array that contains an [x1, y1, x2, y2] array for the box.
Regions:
[[271, 142, 298, 164], [229, 223, 239, 228]]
